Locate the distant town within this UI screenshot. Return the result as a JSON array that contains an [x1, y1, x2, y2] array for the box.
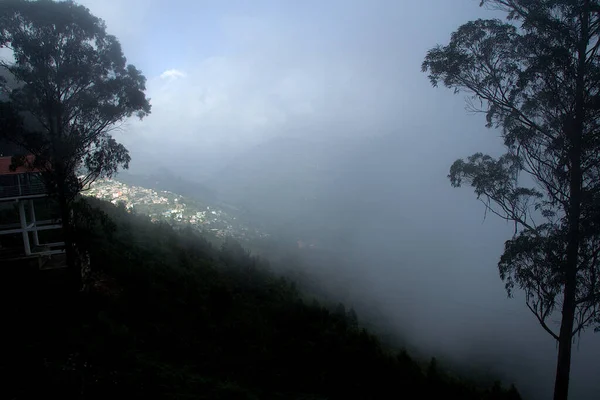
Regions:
[[83, 178, 269, 241]]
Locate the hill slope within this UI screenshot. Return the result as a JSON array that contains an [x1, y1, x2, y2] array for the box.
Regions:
[[2, 198, 521, 399]]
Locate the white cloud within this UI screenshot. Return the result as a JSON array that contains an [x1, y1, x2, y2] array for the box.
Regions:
[[121, 18, 413, 160], [82, 1, 492, 174], [160, 69, 187, 80]]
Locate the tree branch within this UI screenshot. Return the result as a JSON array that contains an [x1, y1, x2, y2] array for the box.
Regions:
[[575, 291, 600, 306], [527, 301, 560, 340]]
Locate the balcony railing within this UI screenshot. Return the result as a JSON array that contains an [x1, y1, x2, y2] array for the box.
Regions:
[[0, 181, 47, 199]]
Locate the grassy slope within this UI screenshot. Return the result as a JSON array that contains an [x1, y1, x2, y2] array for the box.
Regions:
[[1, 198, 521, 399]]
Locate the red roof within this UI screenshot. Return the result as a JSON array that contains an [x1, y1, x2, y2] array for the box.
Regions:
[[0, 155, 39, 176]]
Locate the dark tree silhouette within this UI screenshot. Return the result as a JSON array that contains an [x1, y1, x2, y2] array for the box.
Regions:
[[347, 307, 358, 329], [422, 2, 600, 399], [1, 195, 524, 398], [0, 0, 150, 280]]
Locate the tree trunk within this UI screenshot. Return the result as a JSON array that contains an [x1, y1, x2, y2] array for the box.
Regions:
[[554, 276, 577, 400], [553, 4, 590, 400], [553, 98, 583, 400], [554, 112, 582, 399], [58, 183, 80, 290], [553, 139, 581, 400]]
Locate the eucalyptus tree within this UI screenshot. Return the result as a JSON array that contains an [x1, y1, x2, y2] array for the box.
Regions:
[[0, 0, 150, 279], [423, 1, 600, 399]]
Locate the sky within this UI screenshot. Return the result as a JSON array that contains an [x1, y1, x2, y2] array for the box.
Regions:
[[33, 1, 600, 399], [74, 0, 505, 174]]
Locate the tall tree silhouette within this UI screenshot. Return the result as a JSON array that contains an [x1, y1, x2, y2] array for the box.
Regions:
[[422, 1, 600, 399], [0, 0, 150, 281]]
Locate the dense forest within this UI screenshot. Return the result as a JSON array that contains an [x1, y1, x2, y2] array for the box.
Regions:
[[2, 198, 521, 399]]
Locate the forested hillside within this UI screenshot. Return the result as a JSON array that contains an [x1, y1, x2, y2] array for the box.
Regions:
[[2, 198, 521, 399]]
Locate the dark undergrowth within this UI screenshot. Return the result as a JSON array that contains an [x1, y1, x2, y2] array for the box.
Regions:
[[1, 198, 522, 399]]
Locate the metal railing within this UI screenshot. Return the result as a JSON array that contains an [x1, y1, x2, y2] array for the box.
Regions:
[[0, 181, 47, 199]]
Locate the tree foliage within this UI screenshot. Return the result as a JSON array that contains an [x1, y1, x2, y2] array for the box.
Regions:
[[0, 0, 150, 197], [1, 198, 522, 399], [423, 1, 600, 399], [0, 0, 150, 278]]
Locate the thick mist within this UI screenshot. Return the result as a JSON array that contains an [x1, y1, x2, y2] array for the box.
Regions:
[[76, 1, 600, 399]]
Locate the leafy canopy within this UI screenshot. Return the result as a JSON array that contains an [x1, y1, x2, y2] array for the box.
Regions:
[[422, 0, 600, 337], [0, 0, 151, 196]]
